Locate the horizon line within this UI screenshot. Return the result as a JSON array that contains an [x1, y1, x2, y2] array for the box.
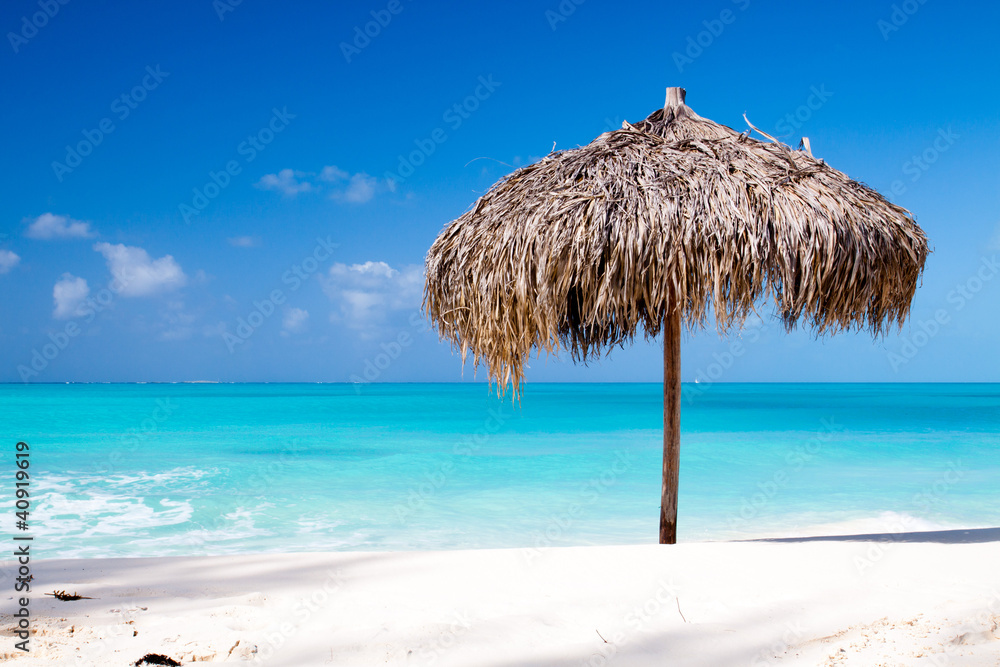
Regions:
[[0, 380, 995, 386]]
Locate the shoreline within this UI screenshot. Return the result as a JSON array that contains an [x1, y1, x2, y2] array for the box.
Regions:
[[24, 514, 998, 561], [3, 529, 999, 665]]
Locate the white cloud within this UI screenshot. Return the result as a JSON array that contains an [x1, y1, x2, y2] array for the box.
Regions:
[[324, 261, 422, 331], [319, 165, 349, 182], [0, 249, 20, 274], [26, 213, 96, 240], [255, 169, 313, 196], [282, 307, 309, 334], [53, 274, 90, 319], [94, 242, 186, 297], [332, 173, 377, 204], [257, 165, 381, 203], [332, 261, 398, 280], [227, 236, 259, 248]]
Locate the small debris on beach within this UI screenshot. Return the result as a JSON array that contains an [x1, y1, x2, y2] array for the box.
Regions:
[[134, 654, 182, 666], [45, 590, 94, 601]]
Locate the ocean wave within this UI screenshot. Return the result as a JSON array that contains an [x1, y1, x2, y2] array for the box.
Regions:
[[33, 494, 193, 537]]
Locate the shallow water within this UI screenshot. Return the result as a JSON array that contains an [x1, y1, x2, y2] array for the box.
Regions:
[[1, 382, 997, 558]]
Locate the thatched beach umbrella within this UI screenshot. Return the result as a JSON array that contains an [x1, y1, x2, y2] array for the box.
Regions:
[[424, 88, 928, 544]]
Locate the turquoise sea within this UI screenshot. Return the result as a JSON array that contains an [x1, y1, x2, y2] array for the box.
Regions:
[[1, 383, 997, 559]]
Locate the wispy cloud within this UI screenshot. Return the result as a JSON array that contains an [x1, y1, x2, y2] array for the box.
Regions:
[[257, 165, 382, 204], [319, 165, 349, 182], [255, 169, 313, 196], [323, 261, 422, 334], [330, 173, 377, 204], [25, 213, 96, 240], [156, 300, 197, 341], [53, 274, 90, 318], [227, 235, 260, 248], [0, 249, 20, 274], [282, 307, 309, 335], [93, 242, 186, 297]]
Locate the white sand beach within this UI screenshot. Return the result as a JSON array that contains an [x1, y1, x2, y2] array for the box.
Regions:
[[3, 529, 1000, 666]]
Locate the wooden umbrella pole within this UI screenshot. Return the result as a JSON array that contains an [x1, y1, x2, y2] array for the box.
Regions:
[[664, 86, 686, 108], [659, 301, 682, 544], [659, 87, 685, 546]]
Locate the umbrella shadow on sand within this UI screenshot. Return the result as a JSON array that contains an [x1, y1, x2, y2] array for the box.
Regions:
[[747, 526, 1000, 544]]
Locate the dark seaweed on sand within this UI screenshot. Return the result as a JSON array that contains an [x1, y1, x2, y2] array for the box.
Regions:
[[45, 590, 94, 601], [134, 654, 183, 666]]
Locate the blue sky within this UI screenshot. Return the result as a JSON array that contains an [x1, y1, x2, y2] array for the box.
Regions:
[[1, 0, 997, 383]]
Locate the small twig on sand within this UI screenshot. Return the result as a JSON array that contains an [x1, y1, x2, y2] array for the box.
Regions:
[[596, 629, 609, 643], [676, 598, 688, 623]]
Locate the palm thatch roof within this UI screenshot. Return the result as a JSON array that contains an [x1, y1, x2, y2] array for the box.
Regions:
[[424, 91, 929, 392]]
